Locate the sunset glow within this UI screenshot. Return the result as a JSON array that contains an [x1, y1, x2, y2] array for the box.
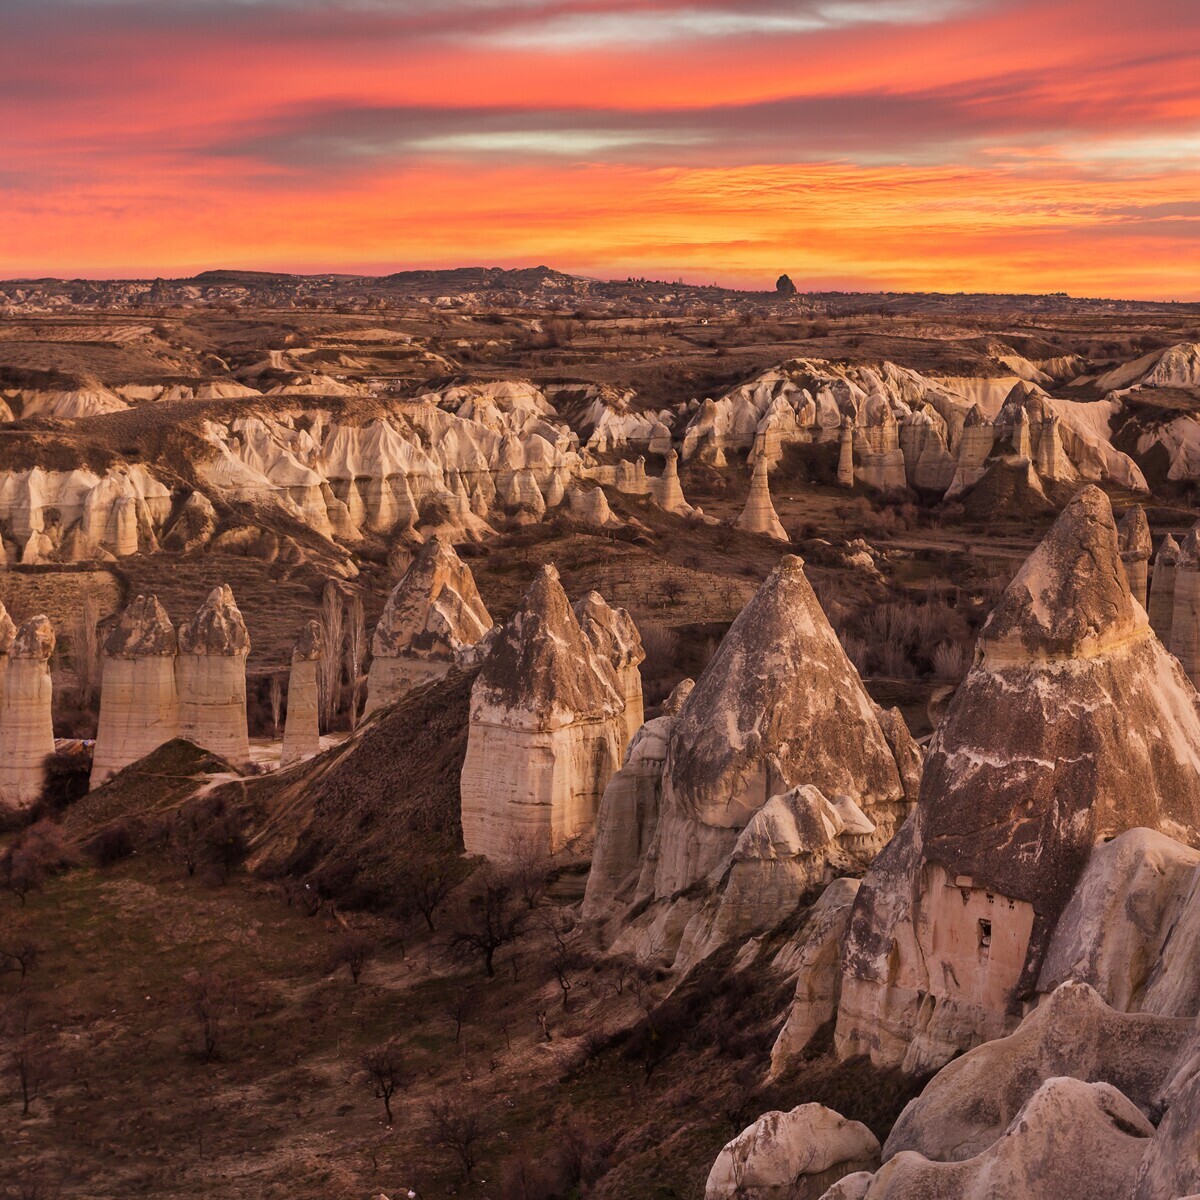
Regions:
[[3, 0, 1198, 297]]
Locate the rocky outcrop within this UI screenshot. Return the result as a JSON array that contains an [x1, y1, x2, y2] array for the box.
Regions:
[[0, 615, 56, 810], [1117, 506, 1153, 610], [176, 586, 251, 765], [365, 538, 492, 714], [1170, 528, 1200, 687], [823, 1078, 1153, 1200], [161, 490, 217, 553], [837, 423, 854, 487], [1148, 533, 1179, 642], [280, 620, 322, 768], [735, 456, 788, 541], [573, 591, 645, 748], [882, 982, 1190, 1164], [769, 878, 861, 1073], [651, 451, 692, 516], [706, 1105, 880, 1200], [460, 566, 626, 860], [836, 488, 1200, 1073], [90, 596, 179, 787], [587, 555, 918, 970]]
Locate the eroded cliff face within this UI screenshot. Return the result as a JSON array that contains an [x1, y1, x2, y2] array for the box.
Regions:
[[460, 565, 628, 861], [835, 487, 1200, 1074]]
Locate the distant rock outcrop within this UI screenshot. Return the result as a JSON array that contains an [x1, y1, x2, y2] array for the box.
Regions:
[[460, 566, 627, 860], [90, 596, 178, 788], [280, 620, 322, 768], [0, 615, 56, 810], [176, 586, 251, 765], [734, 455, 788, 541], [836, 488, 1200, 1073], [1148, 533, 1180, 641], [365, 538, 492, 714]]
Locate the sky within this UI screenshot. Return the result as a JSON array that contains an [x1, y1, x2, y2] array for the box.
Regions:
[[1, 0, 1198, 297]]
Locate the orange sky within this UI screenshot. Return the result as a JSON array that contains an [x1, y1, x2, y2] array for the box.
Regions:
[[2, 0, 1198, 298]]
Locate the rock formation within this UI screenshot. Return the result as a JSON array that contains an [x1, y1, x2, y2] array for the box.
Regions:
[[176, 586, 251, 765], [280, 620, 322, 768], [0, 602, 14, 701], [1170, 527, 1200, 688], [837, 423, 855, 487], [0, 615, 56, 810], [1148, 533, 1180, 642], [586, 555, 919, 969], [836, 487, 1200, 1073], [365, 538, 492, 714], [460, 566, 626, 860], [734, 455, 788, 541], [706, 1105, 880, 1200], [1117, 505, 1152, 609], [823, 1078, 1153, 1200], [572, 591, 645, 748], [652, 450, 692, 516], [90, 596, 178, 787]]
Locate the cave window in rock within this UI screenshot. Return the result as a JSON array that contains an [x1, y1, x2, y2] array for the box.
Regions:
[[977, 918, 992, 950]]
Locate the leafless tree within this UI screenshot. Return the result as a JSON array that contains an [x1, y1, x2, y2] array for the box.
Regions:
[[181, 969, 233, 1062], [1, 822, 75, 906], [541, 912, 587, 1012], [327, 929, 374, 985], [447, 868, 530, 978], [3, 993, 55, 1116], [344, 592, 367, 732], [442, 988, 476, 1045], [362, 1040, 405, 1125], [0, 940, 40, 981], [396, 850, 458, 933], [426, 1096, 487, 1182], [505, 833, 550, 910], [318, 580, 344, 732]]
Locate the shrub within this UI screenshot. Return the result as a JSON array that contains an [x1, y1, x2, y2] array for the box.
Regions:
[[86, 822, 136, 868]]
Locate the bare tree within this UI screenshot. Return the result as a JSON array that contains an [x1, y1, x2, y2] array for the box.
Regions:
[[505, 833, 550, 910], [327, 929, 374, 985], [396, 850, 458, 933], [72, 589, 102, 708], [447, 869, 530, 978], [318, 581, 344, 732], [362, 1041, 405, 1125], [181, 970, 233, 1062], [344, 592, 367, 732], [3, 994, 55, 1116], [0, 940, 40, 981], [426, 1096, 487, 1182], [442, 988, 476, 1045], [1, 822, 76, 906], [541, 912, 587, 1012]]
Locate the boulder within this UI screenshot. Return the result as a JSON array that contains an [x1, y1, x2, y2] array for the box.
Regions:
[[822, 1078, 1153, 1200], [706, 1105, 880, 1200]]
